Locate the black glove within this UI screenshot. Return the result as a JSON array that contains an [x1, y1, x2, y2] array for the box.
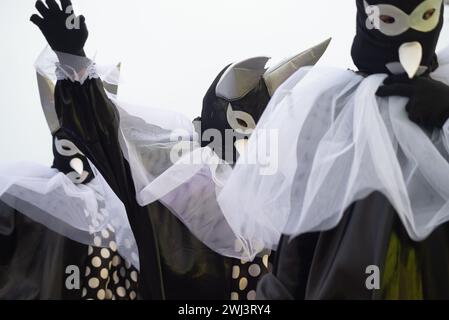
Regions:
[[377, 75, 449, 129], [30, 0, 88, 56]]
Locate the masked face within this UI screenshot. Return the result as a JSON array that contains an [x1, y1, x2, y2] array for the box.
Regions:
[[352, 0, 444, 77], [199, 39, 332, 164], [199, 62, 269, 164], [52, 130, 93, 184]]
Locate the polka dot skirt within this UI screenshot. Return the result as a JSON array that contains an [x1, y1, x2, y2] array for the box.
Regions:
[[81, 233, 139, 300], [230, 252, 271, 300]]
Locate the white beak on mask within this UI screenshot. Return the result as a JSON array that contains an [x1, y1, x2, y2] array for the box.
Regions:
[[69, 157, 84, 175], [399, 41, 423, 78]]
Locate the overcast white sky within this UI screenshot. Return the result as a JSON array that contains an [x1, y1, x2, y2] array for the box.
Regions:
[[0, 0, 448, 165]]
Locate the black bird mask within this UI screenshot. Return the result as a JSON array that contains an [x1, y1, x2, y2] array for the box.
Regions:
[[199, 39, 331, 164], [352, 0, 444, 77]]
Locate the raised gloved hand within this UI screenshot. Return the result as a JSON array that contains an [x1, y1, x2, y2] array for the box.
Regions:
[[30, 0, 88, 56], [377, 75, 449, 129]]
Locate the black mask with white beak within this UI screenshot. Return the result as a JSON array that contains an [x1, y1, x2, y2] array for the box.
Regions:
[[352, 0, 444, 78], [199, 38, 331, 164], [52, 130, 94, 184]]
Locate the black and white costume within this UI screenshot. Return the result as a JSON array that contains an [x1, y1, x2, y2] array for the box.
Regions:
[[220, 0, 449, 299]]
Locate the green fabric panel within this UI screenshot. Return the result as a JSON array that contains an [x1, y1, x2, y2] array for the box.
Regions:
[[381, 231, 423, 300]]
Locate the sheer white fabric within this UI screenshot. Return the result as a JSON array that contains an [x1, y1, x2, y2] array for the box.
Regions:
[[35, 47, 102, 85], [113, 101, 252, 258], [0, 161, 140, 269], [218, 46, 449, 254], [111, 69, 310, 260]]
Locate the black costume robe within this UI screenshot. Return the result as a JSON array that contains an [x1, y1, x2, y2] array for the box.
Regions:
[[257, 192, 449, 299]]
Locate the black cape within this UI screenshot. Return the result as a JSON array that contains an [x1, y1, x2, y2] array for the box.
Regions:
[[257, 192, 449, 299]]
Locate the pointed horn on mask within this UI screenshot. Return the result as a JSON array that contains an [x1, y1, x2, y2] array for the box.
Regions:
[[399, 42, 423, 79], [216, 57, 271, 101], [263, 38, 332, 96]]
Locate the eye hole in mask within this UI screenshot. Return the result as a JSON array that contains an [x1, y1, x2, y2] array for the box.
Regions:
[[380, 15, 395, 24], [55, 137, 84, 157], [237, 118, 249, 128], [226, 104, 256, 135], [364, 0, 442, 36], [423, 8, 436, 20]]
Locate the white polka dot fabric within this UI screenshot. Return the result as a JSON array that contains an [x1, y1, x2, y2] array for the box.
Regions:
[[230, 252, 271, 300], [81, 228, 139, 300]]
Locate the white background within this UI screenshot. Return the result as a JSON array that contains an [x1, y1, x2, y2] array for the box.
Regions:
[[0, 0, 448, 165]]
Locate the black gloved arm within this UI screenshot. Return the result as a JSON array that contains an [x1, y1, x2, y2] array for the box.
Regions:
[[376, 75, 449, 129], [30, 0, 87, 56], [31, 0, 132, 199], [31, 1, 165, 299]]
